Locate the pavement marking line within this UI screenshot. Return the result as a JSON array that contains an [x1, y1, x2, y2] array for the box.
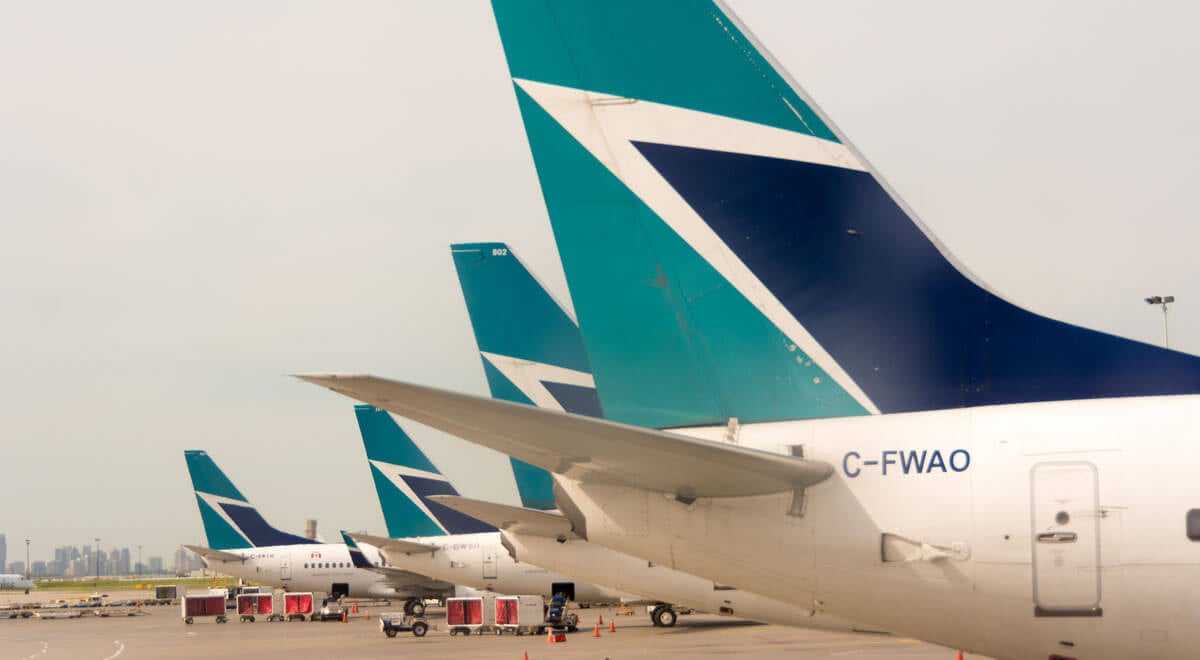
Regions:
[[100, 640, 125, 660], [19, 641, 48, 660]]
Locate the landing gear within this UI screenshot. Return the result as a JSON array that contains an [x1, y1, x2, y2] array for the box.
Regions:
[[403, 598, 426, 617], [651, 605, 677, 628]]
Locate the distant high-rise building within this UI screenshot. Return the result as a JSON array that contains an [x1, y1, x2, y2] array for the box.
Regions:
[[120, 548, 131, 575], [0, 534, 6, 572], [8, 561, 24, 577], [31, 561, 46, 578], [148, 557, 164, 574]]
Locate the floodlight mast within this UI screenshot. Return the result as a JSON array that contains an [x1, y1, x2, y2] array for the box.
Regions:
[[1144, 295, 1176, 348]]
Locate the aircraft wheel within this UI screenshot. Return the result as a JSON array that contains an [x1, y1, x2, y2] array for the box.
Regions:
[[409, 600, 426, 617], [412, 621, 428, 637], [656, 608, 677, 628], [184, 617, 194, 625]]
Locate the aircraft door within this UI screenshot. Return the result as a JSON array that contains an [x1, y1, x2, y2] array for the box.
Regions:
[[1030, 461, 1100, 616], [280, 554, 292, 581], [482, 546, 498, 580]]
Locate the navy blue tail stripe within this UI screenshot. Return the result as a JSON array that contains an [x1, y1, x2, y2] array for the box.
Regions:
[[220, 503, 317, 546], [541, 381, 603, 417], [401, 475, 497, 535], [635, 141, 1200, 412]]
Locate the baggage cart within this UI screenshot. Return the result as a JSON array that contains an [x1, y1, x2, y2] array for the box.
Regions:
[[495, 595, 546, 635], [284, 592, 317, 622], [237, 592, 281, 622], [155, 585, 178, 605], [379, 613, 430, 638], [181, 594, 227, 624], [445, 594, 496, 636]]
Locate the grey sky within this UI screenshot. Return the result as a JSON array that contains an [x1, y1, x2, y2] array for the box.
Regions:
[[2, 1, 1197, 564]]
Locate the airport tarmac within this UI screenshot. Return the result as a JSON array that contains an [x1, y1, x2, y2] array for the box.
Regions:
[[1, 590, 988, 659]]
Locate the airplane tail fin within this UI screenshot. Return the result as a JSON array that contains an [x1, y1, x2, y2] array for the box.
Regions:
[[354, 405, 495, 537], [451, 241, 603, 510], [489, 0, 1200, 427], [184, 450, 314, 549], [340, 530, 375, 569]]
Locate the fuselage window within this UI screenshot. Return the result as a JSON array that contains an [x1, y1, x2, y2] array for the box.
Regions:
[[1188, 509, 1200, 541], [303, 563, 308, 569]]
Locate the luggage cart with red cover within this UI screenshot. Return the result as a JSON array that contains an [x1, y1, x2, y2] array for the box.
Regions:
[[237, 592, 282, 622], [284, 592, 317, 622], [495, 595, 546, 635], [446, 595, 496, 636], [181, 594, 227, 624]]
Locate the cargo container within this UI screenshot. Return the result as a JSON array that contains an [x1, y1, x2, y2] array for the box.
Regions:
[[155, 585, 178, 604], [283, 591, 325, 622], [237, 592, 283, 622], [495, 595, 546, 635], [446, 594, 496, 636], [181, 594, 227, 624]]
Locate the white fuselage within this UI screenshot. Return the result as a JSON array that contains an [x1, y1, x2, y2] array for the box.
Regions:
[[552, 395, 1200, 660], [370, 531, 633, 604], [198, 543, 440, 599], [0, 574, 35, 593], [501, 530, 864, 631]]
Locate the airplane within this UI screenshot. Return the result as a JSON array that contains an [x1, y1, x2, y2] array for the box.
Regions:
[[0, 574, 35, 594], [299, 2, 1200, 658], [184, 449, 450, 612], [345, 403, 635, 607], [442, 240, 866, 630]]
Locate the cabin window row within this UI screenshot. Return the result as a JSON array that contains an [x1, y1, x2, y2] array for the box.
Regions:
[[302, 562, 348, 569]]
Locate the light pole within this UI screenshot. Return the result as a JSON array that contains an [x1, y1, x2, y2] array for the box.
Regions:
[[24, 539, 30, 580], [1145, 295, 1176, 348]]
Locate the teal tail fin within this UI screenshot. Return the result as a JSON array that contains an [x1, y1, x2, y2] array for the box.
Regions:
[[451, 241, 601, 510], [354, 405, 496, 536], [489, 1, 1200, 426], [184, 450, 314, 549]]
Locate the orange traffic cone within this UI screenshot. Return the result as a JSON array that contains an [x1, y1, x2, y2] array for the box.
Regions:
[[609, 620, 616, 633], [352, 603, 358, 614], [547, 629, 555, 644], [593, 623, 601, 637], [342, 611, 347, 623], [956, 652, 964, 660], [523, 653, 529, 660], [598, 614, 604, 625], [364, 608, 369, 621]]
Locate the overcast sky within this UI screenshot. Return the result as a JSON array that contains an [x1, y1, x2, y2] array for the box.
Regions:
[[2, 1, 1198, 565]]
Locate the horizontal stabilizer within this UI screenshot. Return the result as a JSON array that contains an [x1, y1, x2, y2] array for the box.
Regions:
[[347, 532, 439, 557], [184, 545, 245, 564], [429, 495, 576, 540], [298, 374, 834, 497]]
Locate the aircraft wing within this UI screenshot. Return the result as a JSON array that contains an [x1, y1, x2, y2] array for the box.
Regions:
[[297, 374, 834, 497], [347, 532, 439, 557], [369, 564, 453, 592], [184, 545, 246, 563], [429, 495, 577, 540]]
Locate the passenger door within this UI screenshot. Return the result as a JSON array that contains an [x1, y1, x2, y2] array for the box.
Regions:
[[280, 554, 292, 581], [1030, 461, 1101, 616], [482, 546, 498, 580]]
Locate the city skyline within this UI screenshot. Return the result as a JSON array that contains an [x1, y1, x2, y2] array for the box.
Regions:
[[2, 536, 196, 578]]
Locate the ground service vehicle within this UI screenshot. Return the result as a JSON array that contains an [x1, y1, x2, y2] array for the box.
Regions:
[[379, 613, 430, 638]]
